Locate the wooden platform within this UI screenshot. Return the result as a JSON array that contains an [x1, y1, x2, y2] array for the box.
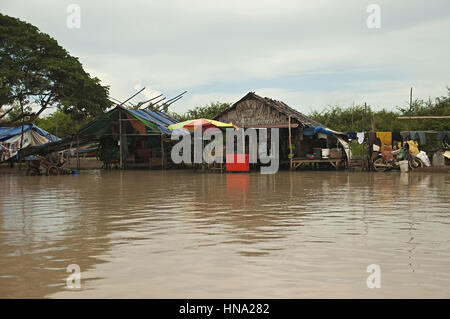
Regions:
[[290, 158, 343, 170]]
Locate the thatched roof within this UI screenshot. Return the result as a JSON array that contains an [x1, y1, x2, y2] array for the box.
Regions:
[[214, 92, 324, 128], [214, 92, 350, 158]]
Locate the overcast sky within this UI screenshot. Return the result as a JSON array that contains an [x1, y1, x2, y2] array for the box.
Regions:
[[1, 0, 449, 115]]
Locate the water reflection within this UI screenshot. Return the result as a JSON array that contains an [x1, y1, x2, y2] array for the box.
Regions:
[[0, 169, 449, 298]]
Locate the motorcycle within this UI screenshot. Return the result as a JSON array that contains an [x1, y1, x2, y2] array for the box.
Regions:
[[372, 147, 423, 172]]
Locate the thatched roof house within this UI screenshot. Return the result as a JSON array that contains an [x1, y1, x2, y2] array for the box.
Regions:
[[214, 92, 327, 129], [214, 92, 344, 131], [214, 92, 350, 164]]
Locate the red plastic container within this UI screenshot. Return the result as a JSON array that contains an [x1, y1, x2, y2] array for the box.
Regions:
[[226, 154, 250, 172]]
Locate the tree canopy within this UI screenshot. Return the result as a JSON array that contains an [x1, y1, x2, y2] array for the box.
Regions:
[[0, 13, 112, 124], [34, 109, 89, 138], [309, 88, 450, 132]]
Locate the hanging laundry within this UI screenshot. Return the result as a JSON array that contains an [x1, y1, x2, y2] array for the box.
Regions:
[[400, 131, 410, 141], [357, 132, 365, 144], [376, 132, 392, 151], [392, 131, 401, 142], [436, 131, 450, 141], [347, 132, 357, 141], [406, 140, 420, 156], [392, 131, 402, 146], [410, 131, 426, 145]]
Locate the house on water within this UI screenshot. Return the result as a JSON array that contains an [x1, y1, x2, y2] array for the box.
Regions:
[[76, 106, 186, 169], [214, 92, 351, 169], [20, 106, 183, 170], [0, 124, 60, 163]]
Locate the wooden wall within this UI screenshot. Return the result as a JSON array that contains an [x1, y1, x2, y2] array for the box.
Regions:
[[216, 99, 290, 128]]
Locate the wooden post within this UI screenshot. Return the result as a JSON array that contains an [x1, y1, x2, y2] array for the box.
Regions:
[[68, 140, 73, 168], [362, 102, 367, 131], [409, 87, 413, 131], [351, 101, 354, 129], [371, 114, 375, 132], [160, 134, 165, 169], [76, 135, 80, 170], [288, 116, 293, 170], [119, 110, 123, 169], [19, 102, 24, 170]]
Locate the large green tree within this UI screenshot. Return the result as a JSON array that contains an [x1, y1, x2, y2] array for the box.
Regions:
[[0, 13, 112, 124], [34, 109, 89, 138]]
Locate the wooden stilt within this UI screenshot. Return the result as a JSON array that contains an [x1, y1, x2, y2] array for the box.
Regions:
[[119, 111, 123, 169], [161, 134, 165, 169], [76, 135, 80, 170], [288, 116, 293, 170], [19, 103, 24, 170], [68, 140, 73, 168]]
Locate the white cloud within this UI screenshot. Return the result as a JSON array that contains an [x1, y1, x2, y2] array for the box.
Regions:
[[0, 0, 448, 115]]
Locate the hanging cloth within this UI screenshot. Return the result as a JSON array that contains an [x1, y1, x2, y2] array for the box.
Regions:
[[357, 132, 365, 144], [347, 132, 357, 141], [392, 131, 402, 146], [400, 131, 410, 141], [406, 140, 419, 156], [410, 131, 426, 145], [376, 132, 392, 151], [392, 131, 401, 142], [436, 131, 450, 141]]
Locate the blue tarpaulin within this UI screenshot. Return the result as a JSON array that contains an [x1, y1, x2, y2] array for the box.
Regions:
[[302, 126, 334, 136], [0, 124, 61, 162], [0, 124, 60, 142]]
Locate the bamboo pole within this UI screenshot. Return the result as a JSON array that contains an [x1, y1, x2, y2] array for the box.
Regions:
[[18, 102, 25, 170], [363, 102, 367, 131], [68, 140, 73, 168], [371, 114, 375, 132], [288, 116, 293, 170], [160, 134, 164, 169], [398, 116, 450, 119], [409, 87, 413, 131], [76, 135, 80, 170], [119, 111, 123, 169]]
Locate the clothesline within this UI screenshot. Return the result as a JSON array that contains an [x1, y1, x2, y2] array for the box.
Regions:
[[345, 130, 450, 146]]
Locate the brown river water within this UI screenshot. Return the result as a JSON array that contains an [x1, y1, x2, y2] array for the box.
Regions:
[[0, 169, 449, 298]]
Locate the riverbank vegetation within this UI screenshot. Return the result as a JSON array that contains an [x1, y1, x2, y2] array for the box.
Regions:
[[309, 88, 450, 132]]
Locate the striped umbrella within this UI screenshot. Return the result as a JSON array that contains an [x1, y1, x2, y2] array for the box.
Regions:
[[168, 118, 237, 131]]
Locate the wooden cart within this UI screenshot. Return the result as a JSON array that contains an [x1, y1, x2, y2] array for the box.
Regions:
[[26, 155, 72, 176]]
